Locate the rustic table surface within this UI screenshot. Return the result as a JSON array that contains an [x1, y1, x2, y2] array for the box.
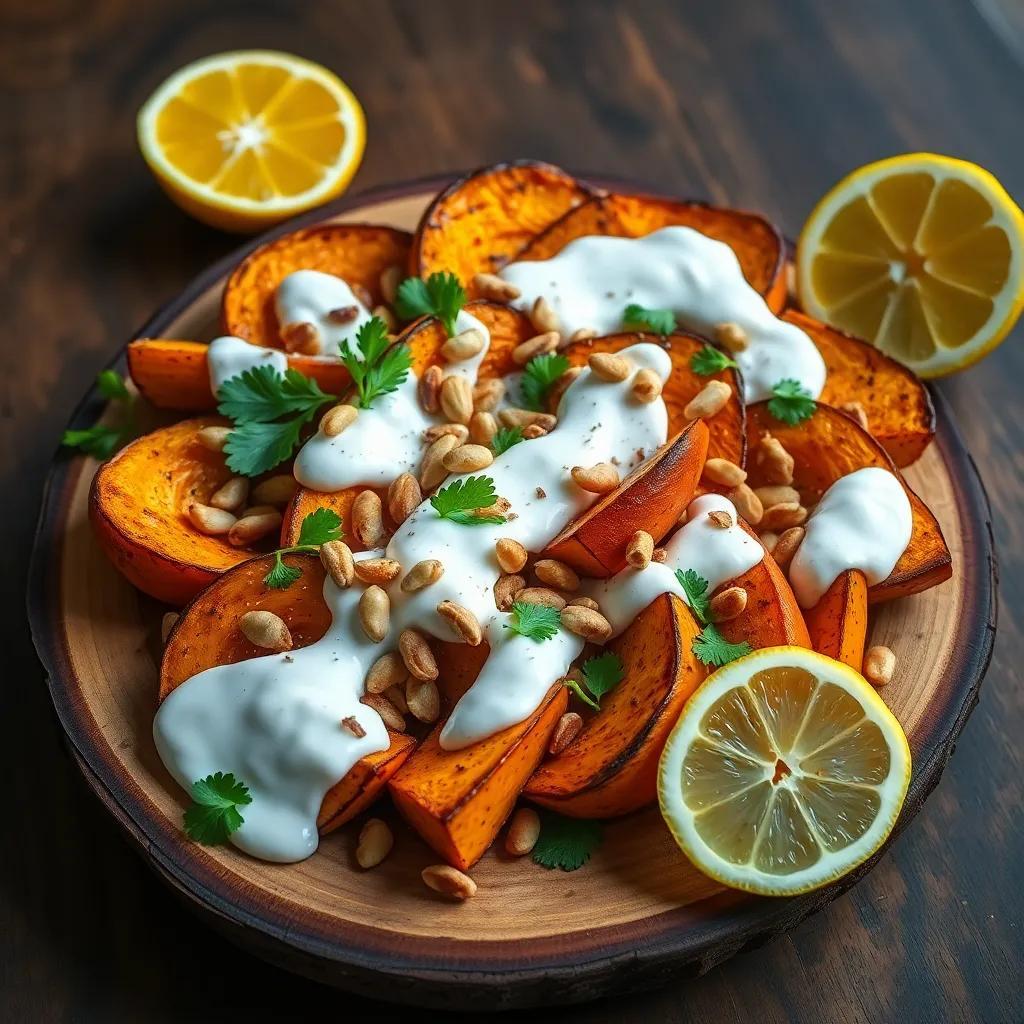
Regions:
[[6, 0, 1022, 1020]]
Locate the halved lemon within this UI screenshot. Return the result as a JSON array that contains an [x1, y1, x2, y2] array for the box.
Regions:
[[658, 647, 911, 896], [138, 51, 365, 233], [797, 154, 1024, 377]]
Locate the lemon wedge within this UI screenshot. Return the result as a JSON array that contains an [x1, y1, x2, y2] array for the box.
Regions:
[[138, 51, 365, 233], [797, 154, 1024, 376], [658, 647, 911, 896]]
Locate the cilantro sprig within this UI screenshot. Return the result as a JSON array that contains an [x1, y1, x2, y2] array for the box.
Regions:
[[217, 365, 336, 477], [430, 475, 506, 525], [504, 600, 561, 642], [690, 344, 738, 376], [521, 352, 569, 411], [396, 271, 466, 336], [183, 772, 252, 845], [767, 378, 816, 426], [675, 568, 751, 667], [340, 316, 412, 410], [563, 652, 625, 710], [62, 370, 136, 460], [263, 508, 343, 589], [623, 303, 676, 335], [491, 426, 524, 455], [532, 810, 603, 871]]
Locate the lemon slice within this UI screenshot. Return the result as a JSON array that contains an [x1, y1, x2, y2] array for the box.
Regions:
[[658, 647, 910, 896], [138, 51, 365, 233], [797, 154, 1024, 377]]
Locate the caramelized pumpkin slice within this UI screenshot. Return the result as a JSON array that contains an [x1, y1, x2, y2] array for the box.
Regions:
[[788, 310, 936, 467], [282, 484, 392, 549], [560, 331, 745, 465], [525, 593, 705, 818], [222, 223, 412, 347], [127, 339, 353, 412], [803, 569, 868, 669], [746, 402, 952, 603], [515, 194, 789, 312], [160, 554, 415, 833], [90, 417, 261, 605], [410, 160, 593, 288], [545, 420, 709, 577]]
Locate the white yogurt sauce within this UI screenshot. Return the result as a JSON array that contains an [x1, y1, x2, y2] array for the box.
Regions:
[[207, 336, 288, 394], [499, 226, 827, 404], [293, 309, 491, 492], [788, 467, 912, 608], [275, 270, 372, 355], [155, 344, 670, 859], [588, 493, 764, 634]]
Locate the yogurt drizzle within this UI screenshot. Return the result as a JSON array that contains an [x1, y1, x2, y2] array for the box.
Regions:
[[275, 270, 372, 355], [207, 335, 288, 394]]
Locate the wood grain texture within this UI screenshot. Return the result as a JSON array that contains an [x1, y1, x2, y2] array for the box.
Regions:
[[6, 0, 1023, 1020]]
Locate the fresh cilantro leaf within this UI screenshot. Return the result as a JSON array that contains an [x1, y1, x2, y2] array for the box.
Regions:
[[216, 364, 333, 422], [504, 600, 561, 642], [396, 272, 466, 336], [690, 344, 738, 376], [262, 509, 345, 590], [692, 622, 752, 667], [675, 568, 711, 623], [582, 652, 624, 702], [563, 674, 600, 710], [532, 810, 603, 871], [339, 317, 411, 410], [97, 369, 131, 400], [623, 303, 676, 335], [491, 426, 524, 455], [224, 418, 306, 476], [62, 424, 122, 459], [183, 772, 252, 845], [264, 556, 303, 590], [521, 352, 570, 411], [767, 378, 816, 426], [430, 475, 505, 525]]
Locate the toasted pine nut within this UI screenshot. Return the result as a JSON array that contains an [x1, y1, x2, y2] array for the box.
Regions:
[[187, 502, 236, 535], [863, 645, 896, 687], [443, 443, 494, 474], [420, 434, 459, 490], [359, 586, 390, 643], [239, 610, 292, 651], [197, 425, 231, 451], [703, 458, 747, 488], [495, 538, 528, 574], [516, 587, 566, 610], [568, 596, 599, 611], [385, 683, 409, 714], [441, 328, 485, 362], [709, 586, 747, 622], [631, 368, 663, 403], [753, 485, 801, 508], [372, 305, 397, 332], [353, 284, 373, 308], [321, 404, 358, 438], [388, 473, 422, 525], [437, 600, 483, 645], [341, 715, 367, 738], [759, 530, 780, 554], [251, 474, 297, 507], [505, 807, 541, 856], [626, 530, 655, 569], [240, 504, 278, 517], [571, 462, 619, 494], [380, 264, 403, 305], [530, 296, 561, 335], [418, 364, 443, 414], [534, 558, 580, 592], [469, 411, 498, 446], [401, 558, 445, 593], [281, 320, 320, 354], [756, 434, 795, 485], [399, 628, 438, 681], [759, 502, 808, 532], [652, 546, 668, 563], [422, 864, 476, 900], [365, 651, 407, 694], [321, 540, 355, 588], [352, 490, 385, 547], [588, 352, 631, 382], [684, 380, 732, 420], [361, 693, 405, 732], [707, 509, 733, 529], [714, 322, 749, 352], [471, 272, 521, 302], [561, 604, 612, 642], [569, 327, 598, 343], [160, 611, 179, 644], [354, 558, 402, 585], [728, 483, 764, 526], [422, 421, 469, 444], [549, 711, 583, 755], [228, 510, 282, 547], [209, 476, 250, 512], [356, 818, 394, 869], [522, 423, 548, 439], [498, 408, 557, 430], [771, 526, 805, 568], [494, 573, 526, 611], [513, 331, 560, 366], [406, 678, 441, 723], [841, 401, 870, 432], [327, 305, 360, 325], [473, 377, 505, 412], [440, 374, 474, 424]]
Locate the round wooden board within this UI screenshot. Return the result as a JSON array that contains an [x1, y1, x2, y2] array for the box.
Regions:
[[28, 176, 997, 1009]]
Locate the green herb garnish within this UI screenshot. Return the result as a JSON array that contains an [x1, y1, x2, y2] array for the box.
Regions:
[[532, 810, 603, 871], [675, 568, 712, 623], [623, 303, 676, 335], [521, 352, 570, 411], [62, 370, 136, 460], [263, 509, 343, 589], [395, 271, 466, 336], [767, 378, 816, 426], [504, 600, 561, 642], [339, 316, 412, 410], [183, 772, 252, 845], [563, 652, 625, 710], [491, 426, 524, 455], [674, 568, 751, 667], [429, 475, 506, 525], [690, 344, 738, 376]]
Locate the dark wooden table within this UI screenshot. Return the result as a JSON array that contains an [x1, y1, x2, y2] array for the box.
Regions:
[[6, 0, 1022, 1020]]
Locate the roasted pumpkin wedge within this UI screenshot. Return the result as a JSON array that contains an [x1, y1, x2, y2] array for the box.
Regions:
[[410, 160, 594, 288], [222, 223, 412, 348], [525, 593, 705, 818], [90, 416, 263, 605], [545, 420, 709, 577], [160, 554, 415, 832], [803, 569, 869, 670], [746, 402, 952, 603], [788, 310, 936, 467], [514, 193, 789, 312], [560, 331, 745, 465]]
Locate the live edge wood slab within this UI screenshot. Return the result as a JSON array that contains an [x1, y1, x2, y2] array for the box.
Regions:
[[27, 178, 995, 1009]]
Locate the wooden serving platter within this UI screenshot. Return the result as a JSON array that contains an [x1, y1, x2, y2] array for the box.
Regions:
[[27, 176, 997, 1009]]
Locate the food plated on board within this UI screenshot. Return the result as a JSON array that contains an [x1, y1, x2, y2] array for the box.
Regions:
[[66, 156, 1020, 901]]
